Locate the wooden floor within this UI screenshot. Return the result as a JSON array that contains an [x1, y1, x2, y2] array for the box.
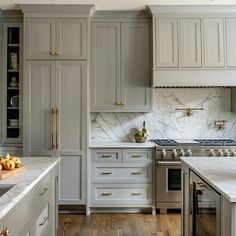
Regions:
[[58, 213, 181, 236]]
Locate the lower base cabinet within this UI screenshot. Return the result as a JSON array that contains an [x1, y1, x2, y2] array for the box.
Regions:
[[0, 166, 58, 236], [90, 148, 154, 211]]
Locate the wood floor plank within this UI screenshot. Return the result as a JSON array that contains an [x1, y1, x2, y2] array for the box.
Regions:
[[59, 213, 181, 236]]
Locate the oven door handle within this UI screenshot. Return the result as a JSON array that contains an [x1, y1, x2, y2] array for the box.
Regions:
[[156, 161, 181, 165]]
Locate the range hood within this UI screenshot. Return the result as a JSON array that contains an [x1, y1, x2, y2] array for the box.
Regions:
[[152, 69, 236, 88], [148, 5, 236, 88]]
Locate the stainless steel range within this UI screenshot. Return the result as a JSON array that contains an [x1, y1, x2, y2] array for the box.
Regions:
[[153, 139, 236, 213]]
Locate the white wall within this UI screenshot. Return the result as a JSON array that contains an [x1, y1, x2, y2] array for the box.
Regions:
[[1, 0, 236, 10]]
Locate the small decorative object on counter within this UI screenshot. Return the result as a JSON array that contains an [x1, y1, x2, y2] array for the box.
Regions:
[[134, 121, 147, 143], [9, 52, 18, 70], [9, 76, 18, 87]]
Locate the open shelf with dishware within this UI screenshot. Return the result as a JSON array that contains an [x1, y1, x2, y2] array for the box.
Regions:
[[2, 23, 22, 143]]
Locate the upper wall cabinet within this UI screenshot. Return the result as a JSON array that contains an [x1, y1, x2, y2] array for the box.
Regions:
[[90, 12, 152, 112], [226, 18, 236, 67], [155, 19, 178, 68], [203, 18, 224, 68], [26, 17, 87, 60], [179, 19, 201, 68], [148, 5, 236, 87]]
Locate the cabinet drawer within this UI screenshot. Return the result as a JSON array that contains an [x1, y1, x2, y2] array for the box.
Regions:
[[91, 184, 152, 205], [36, 204, 49, 236], [92, 164, 151, 183], [34, 173, 50, 209], [92, 149, 122, 162], [123, 149, 152, 162]]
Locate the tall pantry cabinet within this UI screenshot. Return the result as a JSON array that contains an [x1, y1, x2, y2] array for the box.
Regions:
[[20, 5, 95, 205]]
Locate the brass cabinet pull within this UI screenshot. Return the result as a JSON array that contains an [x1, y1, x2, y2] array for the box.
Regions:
[[101, 172, 112, 175], [131, 192, 142, 196], [39, 217, 49, 226], [131, 155, 142, 158], [101, 154, 112, 158], [116, 102, 121, 106], [55, 51, 61, 56], [120, 102, 125, 106], [0, 226, 10, 236], [51, 108, 55, 150], [101, 192, 112, 196], [56, 108, 59, 149], [38, 188, 48, 196], [50, 51, 56, 56], [131, 171, 142, 175]]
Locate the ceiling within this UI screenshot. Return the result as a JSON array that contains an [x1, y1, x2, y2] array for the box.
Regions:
[[1, 0, 236, 10]]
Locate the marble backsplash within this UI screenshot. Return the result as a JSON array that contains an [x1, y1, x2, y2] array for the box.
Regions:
[[90, 88, 236, 142]]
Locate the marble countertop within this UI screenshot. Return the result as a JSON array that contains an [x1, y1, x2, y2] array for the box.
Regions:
[[181, 157, 236, 203], [0, 157, 59, 220], [89, 141, 156, 148]]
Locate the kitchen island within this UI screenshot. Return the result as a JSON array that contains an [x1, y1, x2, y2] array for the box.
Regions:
[[0, 157, 59, 236], [181, 157, 236, 236]]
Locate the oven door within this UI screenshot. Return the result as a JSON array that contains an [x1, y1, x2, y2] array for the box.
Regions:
[[156, 161, 182, 205], [189, 171, 221, 236]]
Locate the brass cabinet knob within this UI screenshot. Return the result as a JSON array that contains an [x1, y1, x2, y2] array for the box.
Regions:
[[0, 226, 10, 236], [116, 102, 121, 106], [120, 102, 125, 106], [50, 51, 56, 56], [55, 51, 61, 56]]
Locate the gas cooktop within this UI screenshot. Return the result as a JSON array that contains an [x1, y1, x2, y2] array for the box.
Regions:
[[152, 139, 236, 146]]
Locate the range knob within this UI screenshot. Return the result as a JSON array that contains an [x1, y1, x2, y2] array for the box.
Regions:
[[172, 149, 178, 158], [224, 149, 230, 157], [208, 149, 216, 157], [230, 150, 236, 157], [179, 149, 185, 157], [186, 149, 192, 157], [217, 149, 223, 157], [161, 149, 167, 158]]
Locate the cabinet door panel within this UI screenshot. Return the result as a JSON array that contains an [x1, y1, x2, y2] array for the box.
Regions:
[[59, 155, 84, 204], [56, 61, 85, 153], [155, 19, 178, 68], [120, 23, 151, 111], [26, 18, 55, 59], [25, 61, 55, 156], [90, 23, 120, 111], [226, 18, 236, 67], [203, 18, 225, 68], [180, 19, 201, 68], [56, 18, 87, 59]]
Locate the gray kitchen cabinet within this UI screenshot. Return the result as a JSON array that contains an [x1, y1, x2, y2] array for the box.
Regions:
[[90, 148, 154, 210], [179, 19, 201, 68], [226, 18, 236, 67], [203, 18, 225, 68], [24, 61, 56, 157], [120, 23, 151, 111], [90, 23, 121, 110], [25, 61, 86, 204], [26, 17, 87, 60], [154, 18, 178, 68], [26, 17, 55, 60], [91, 21, 151, 112], [0, 165, 58, 236]]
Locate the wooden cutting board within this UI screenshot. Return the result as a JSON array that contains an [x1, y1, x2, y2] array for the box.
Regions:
[[0, 164, 26, 180]]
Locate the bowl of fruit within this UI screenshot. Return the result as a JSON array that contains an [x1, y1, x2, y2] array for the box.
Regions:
[[134, 121, 148, 143], [0, 153, 22, 171]]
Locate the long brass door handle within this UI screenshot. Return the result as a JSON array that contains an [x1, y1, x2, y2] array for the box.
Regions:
[[56, 108, 59, 149], [51, 108, 55, 150]]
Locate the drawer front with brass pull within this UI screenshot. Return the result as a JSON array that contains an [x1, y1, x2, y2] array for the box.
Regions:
[[92, 165, 151, 183], [36, 204, 49, 236], [92, 184, 152, 205], [92, 149, 122, 163], [123, 149, 153, 162]]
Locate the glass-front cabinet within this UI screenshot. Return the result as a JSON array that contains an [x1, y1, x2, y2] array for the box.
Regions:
[[2, 23, 22, 143]]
